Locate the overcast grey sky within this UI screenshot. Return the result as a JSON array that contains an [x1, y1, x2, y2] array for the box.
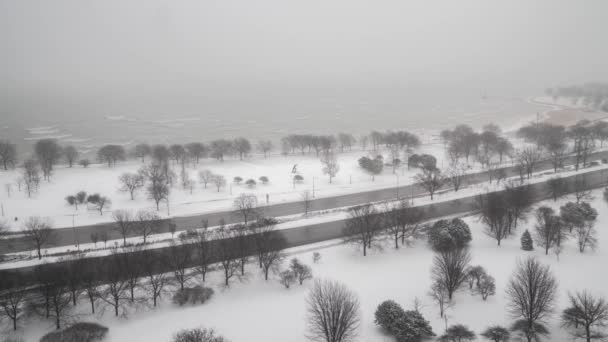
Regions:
[[1, 0, 607, 116]]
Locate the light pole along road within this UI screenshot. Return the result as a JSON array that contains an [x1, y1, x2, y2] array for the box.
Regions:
[[1, 150, 607, 254]]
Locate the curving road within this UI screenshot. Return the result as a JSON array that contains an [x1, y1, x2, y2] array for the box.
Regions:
[[1, 150, 607, 254]]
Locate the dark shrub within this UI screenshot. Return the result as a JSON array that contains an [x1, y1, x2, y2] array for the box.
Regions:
[[392, 310, 435, 342], [171, 327, 228, 342], [438, 324, 475, 342], [172, 286, 214, 306], [374, 300, 406, 332], [40, 322, 108, 342], [374, 301, 434, 342], [520, 230, 533, 251], [427, 218, 472, 251]]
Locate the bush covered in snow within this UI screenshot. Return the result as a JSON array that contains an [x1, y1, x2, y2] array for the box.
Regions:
[[374, 300, 406, 332], [39, 322, 108, 342], [427, 218, 472, 251], [171, 327, 228, 342], [172, 286, 214, 306], [374, 300, 435, 342], [438, 324, 476, 342]]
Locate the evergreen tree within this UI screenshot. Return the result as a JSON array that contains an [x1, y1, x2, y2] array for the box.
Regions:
[[520, 230, 533, 251]]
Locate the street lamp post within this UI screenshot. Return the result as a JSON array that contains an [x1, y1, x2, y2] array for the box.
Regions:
[[312, 177, 316, 198]]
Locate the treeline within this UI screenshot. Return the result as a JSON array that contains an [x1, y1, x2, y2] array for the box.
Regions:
[[547, 83, 608, 111], [0, 216, 300, 331]]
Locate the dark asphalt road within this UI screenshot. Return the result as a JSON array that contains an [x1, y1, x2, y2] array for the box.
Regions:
[[1, 165, 606, 289], [2, 150, 607, 254]]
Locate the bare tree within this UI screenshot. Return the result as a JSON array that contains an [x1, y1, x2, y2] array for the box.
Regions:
[[120, 247, 142, 302], [416, 167, 445, 200], [63, 145, 79, 168], [35, 139, 62, 180], [99, 231, 109, 248], [140, 163, 171, 210], [573, 176, 593, 203], [516, 148, 542, 179], [0, 140, 17, 170], [431, 248, 471, 300], [142, 250, 170, 308], [191, 221, 213, 282], [97, 144, 126, 167], [100, 249, 131, 317], [132, 143, 151, 163], [22, 158, 41, 198], [251, 218, 286, 280], [428, 280, 453, 318], [118, 173, 145, 200], [198, 170, 214, 189], [233, 137, 251, 160], [561, 202, 599, 253], [165, 239, 194, 291], [185, 142, 207, 164], [447, 163, 467, 192], [569, 121, 595, 171], [215, 221, 241, 286], [135, 210, 162, 244], [506, 257, 558, 342], [320, 150, 340, 184], [290, 258, 313, 285], [169, 144, 187, 164], [81, 265, 101, 314], [147, 178, 170, 211], [88, 194, 111, 215], [0, 277, 26, 330], [343, 204, 382, 256], [561, 290, 608, 342], [338, 133, 356, 152], [212, 174, 226, 192], [306, 279, 360, 342], [233, 193, 259, 225], [476, 192, 514, 246], [257, 140, 273, 158], [63, 252, 86, 305], [113, 210, 134, 246], [22, 216, 55, 259], [279, 270, 296, 288], [533, 207, 560, 255], [232, 224, 251, 276], [383, 199, 422, 249]]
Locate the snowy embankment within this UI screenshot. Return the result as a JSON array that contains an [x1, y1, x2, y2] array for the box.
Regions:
[[14, 187, 608, 342], [4, 159, 607, 270]]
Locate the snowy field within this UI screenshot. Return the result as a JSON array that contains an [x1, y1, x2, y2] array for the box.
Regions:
[[0, 139, 466, 230], [4, 160, 607, 270], [11, 188, 608, 342]]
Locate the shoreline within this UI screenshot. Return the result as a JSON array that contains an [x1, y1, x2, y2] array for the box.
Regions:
[[528, 96, 608, 126]]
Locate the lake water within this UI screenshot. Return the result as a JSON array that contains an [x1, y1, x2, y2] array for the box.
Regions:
[[0, 86, 547, 156]]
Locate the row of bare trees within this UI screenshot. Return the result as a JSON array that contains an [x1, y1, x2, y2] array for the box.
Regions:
[[0, 215, 289, 332], [342, 199, 423, 256]]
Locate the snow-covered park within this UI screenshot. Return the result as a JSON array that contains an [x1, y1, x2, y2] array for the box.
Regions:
[[0, 139, 455, 230], [9, 187, 608, 342]]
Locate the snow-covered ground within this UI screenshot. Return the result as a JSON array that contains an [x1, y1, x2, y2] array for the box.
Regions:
[[5, 160, 606, 270], [0, 140, 470, 231], [11, 188, 608, 342]]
